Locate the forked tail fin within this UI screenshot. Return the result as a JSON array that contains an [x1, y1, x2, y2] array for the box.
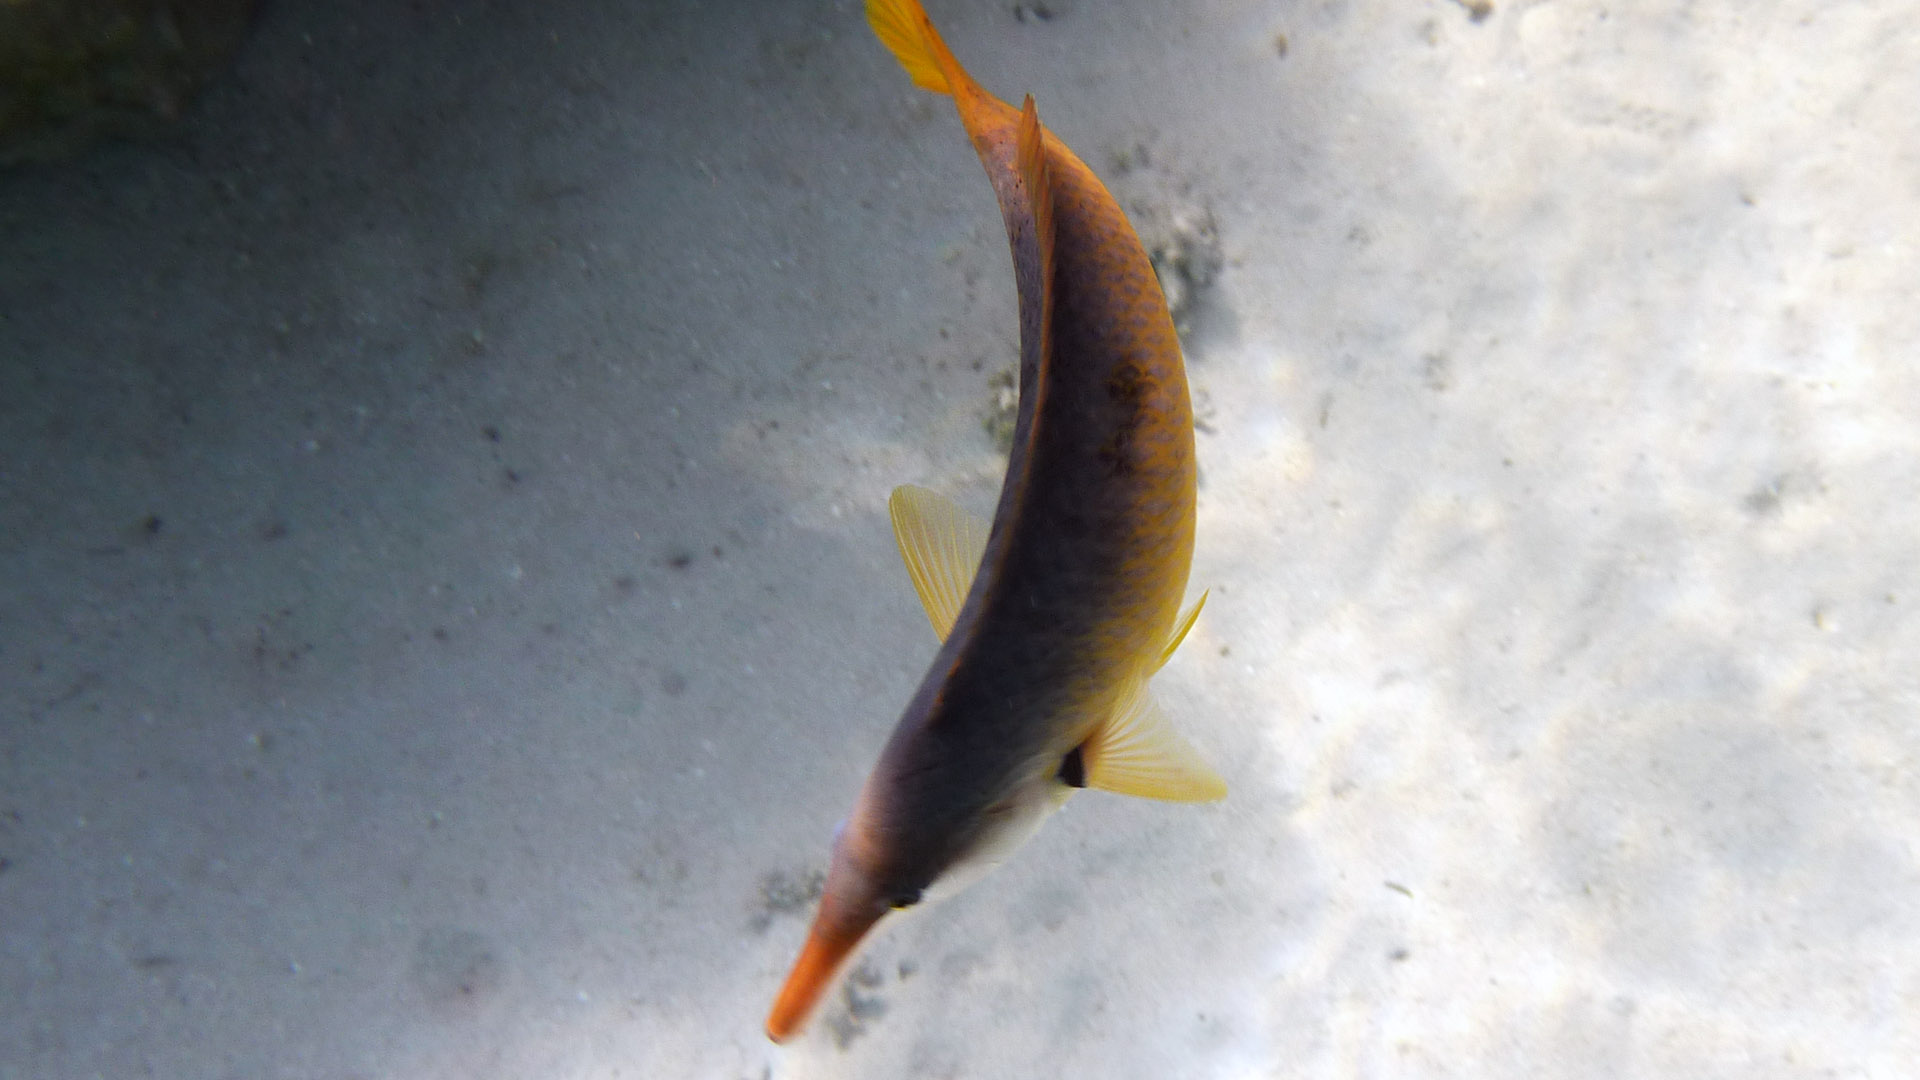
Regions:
[[867, 0, 964, 95]]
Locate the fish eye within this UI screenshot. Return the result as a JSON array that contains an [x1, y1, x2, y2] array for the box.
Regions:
[[889, 887, 924, 909]]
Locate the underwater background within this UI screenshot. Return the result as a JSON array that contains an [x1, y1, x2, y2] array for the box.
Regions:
[[3, 1, 1916, 1077]]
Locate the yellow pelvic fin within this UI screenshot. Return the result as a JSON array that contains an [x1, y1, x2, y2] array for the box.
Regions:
[[1080, 680, 1228, 803], [1157, 590, 1209, 671], [888, 484, 990, 642], [867, 0, 953, 95]]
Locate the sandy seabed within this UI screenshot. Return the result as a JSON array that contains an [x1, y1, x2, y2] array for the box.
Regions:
[[3, 2, 1916, 1078]]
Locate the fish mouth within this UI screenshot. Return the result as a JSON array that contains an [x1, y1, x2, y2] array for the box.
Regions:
[[765, 884, 891, 1042]]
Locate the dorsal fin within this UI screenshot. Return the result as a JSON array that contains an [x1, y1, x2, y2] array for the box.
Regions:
[[889, 485, 990, 642], [1015, 94, 1056, 323]]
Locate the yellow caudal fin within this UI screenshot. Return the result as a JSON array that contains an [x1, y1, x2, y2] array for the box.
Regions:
[[1157, 590, 1209, 670], [889, 485, 990, 642], [1080, 680, 1227, 802], [867, 0, 954, 94]]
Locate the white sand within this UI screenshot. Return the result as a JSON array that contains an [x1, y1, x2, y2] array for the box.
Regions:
[[3, 1, 1916, 1077]]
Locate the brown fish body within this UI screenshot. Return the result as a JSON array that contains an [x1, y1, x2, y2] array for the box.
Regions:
[[766, 0, 1216, 1043], [846, 99, 1196, 900]]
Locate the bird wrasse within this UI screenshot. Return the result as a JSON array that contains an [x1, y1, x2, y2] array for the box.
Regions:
[[765, 0, 1226, 1043]]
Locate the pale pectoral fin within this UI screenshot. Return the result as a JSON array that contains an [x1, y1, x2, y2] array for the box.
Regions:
[[1157, 589, 1209, 671], [888, 484, 989, 642], [1080, 680, 1227, 802]]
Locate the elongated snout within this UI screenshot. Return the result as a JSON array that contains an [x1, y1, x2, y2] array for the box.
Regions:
[[765, 844, 893, 1042]]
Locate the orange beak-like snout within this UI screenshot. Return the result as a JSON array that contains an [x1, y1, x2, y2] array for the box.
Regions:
[[765, 875, 890, 1042]]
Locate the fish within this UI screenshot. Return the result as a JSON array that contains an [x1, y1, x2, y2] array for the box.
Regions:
[[764, 0, 1226, 1043]]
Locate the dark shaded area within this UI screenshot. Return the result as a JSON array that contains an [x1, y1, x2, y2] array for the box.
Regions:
[[1, 0, 255, 165]]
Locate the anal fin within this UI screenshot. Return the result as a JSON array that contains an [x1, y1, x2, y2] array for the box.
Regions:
[[1157, 590, 1209, 671]]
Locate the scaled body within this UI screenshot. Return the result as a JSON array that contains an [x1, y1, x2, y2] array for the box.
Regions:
[[766, 0, 1224, 1042]]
